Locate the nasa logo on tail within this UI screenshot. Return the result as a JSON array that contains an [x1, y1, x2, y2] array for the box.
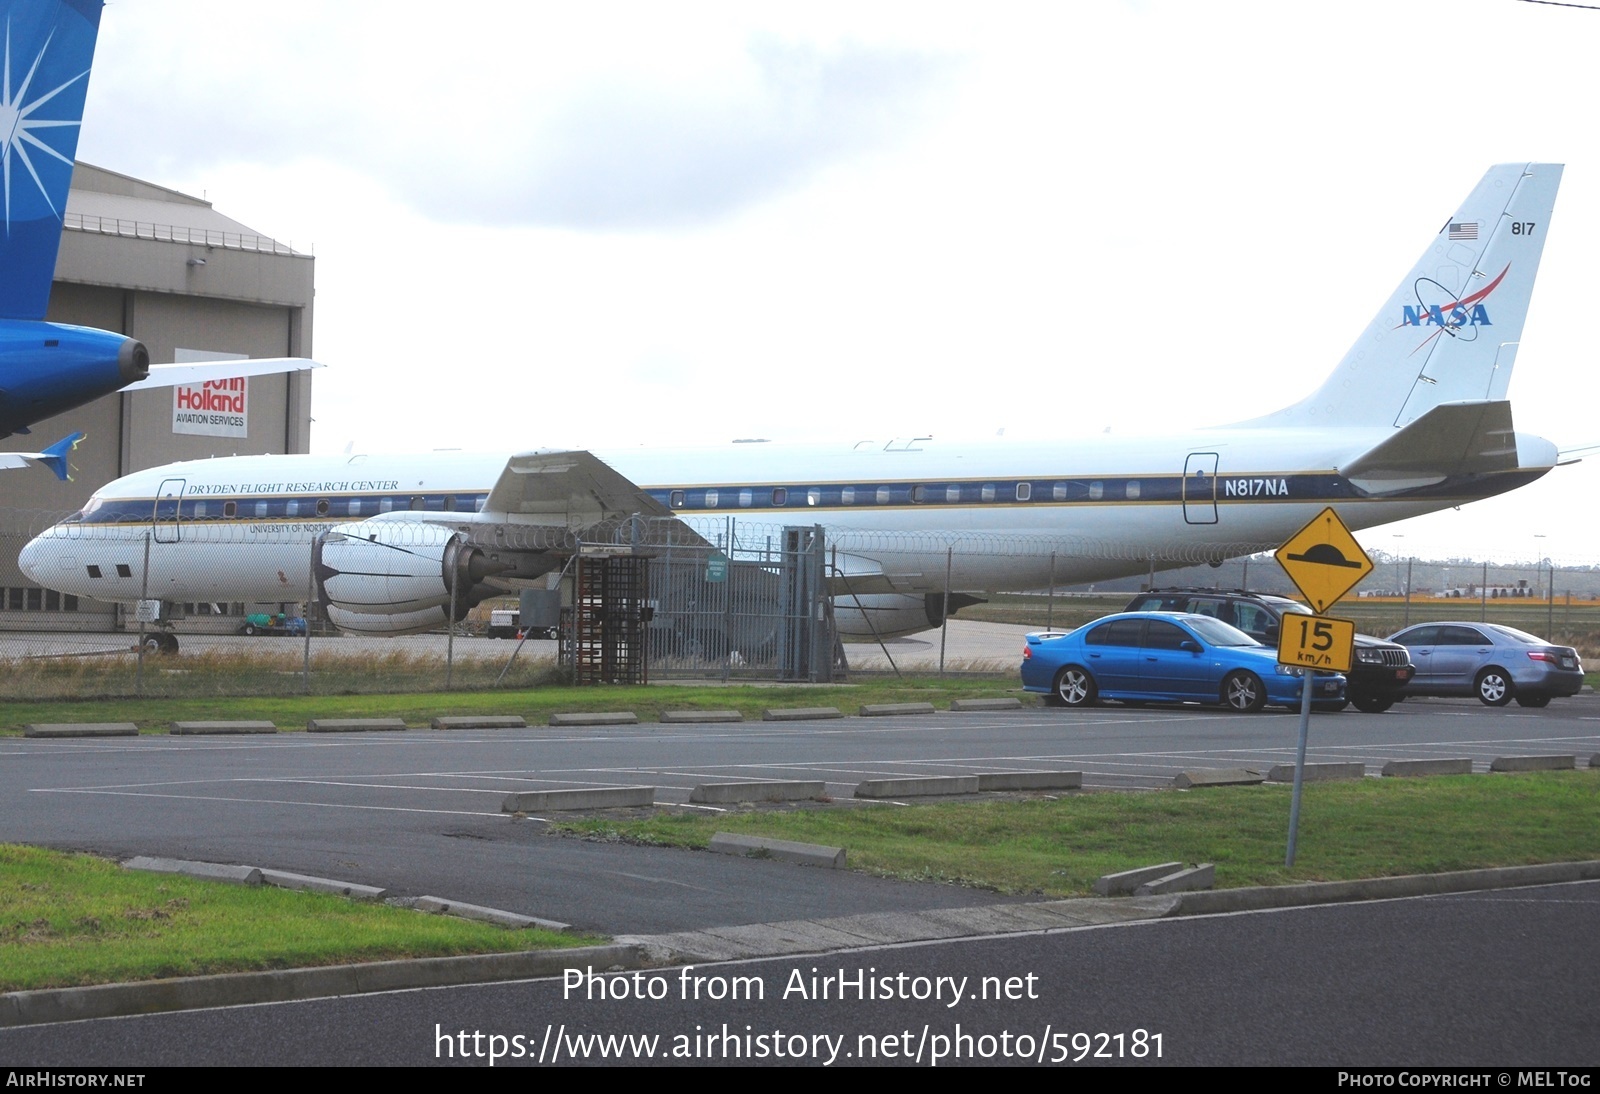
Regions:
[[1397, 261, 1509, 353]]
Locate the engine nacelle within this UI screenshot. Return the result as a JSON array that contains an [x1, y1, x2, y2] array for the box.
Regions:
[[0, 320, 148, 437], [832, 592, 984, 640], [313, 519, 501, 636]]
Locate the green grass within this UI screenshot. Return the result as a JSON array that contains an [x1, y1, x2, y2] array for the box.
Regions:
[[6, 773, 1596, 992], [0, 675, 1024, 735], [558, 772, 1600, 896], [0, 845, 595, 993]]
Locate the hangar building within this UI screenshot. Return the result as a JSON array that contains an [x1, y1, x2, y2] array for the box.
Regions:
[[0, 164, 315, 630]]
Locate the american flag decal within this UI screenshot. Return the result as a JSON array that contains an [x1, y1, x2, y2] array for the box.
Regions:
[[1448, 221, 1479, 240]]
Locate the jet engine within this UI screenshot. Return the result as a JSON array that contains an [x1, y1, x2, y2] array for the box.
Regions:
[[312, 520, 503, 636], [831, 592, 985, 640], [0, 321, 148, 438]]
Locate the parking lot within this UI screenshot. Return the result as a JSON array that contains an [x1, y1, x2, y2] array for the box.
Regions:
[[5, 696, 1597, 934]]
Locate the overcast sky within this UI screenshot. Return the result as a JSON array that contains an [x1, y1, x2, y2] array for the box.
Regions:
[[72, 0, 1600, 564]]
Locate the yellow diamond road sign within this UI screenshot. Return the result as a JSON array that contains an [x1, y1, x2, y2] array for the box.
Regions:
[[1274, 507, 1374, 613]]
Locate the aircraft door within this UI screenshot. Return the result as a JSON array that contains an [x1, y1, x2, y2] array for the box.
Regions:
[[153, 478, 186, 543], [1183, 452, 1219, 524]]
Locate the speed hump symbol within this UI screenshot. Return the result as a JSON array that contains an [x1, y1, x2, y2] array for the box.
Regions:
[[1274, 507, 1373, 613], [1277, 614, 1355, 673]]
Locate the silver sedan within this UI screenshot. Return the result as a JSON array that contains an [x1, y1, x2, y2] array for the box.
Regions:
[[1386, 622, 1584, 707]]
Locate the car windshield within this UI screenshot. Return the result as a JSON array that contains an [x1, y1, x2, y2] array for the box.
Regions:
[[1273, 599, 1313, 616], [1184, 616, 1260, 647]]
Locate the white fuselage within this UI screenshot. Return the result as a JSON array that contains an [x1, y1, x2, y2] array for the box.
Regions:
[[17, 425, 1556, 608]]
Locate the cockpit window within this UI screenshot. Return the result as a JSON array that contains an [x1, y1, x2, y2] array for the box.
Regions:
[[66, 496, 105, 523]]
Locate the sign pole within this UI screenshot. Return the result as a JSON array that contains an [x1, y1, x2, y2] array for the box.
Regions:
[[1286, 670, 1313, 866], [1273, 506, 1374, 870]]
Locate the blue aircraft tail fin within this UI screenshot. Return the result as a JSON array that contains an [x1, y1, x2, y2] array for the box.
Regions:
[[0, 428, 83, 479], [0, 0, 103, 321], [36, 428, 81, 479]]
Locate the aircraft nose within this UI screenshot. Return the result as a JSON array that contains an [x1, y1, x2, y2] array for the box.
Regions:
[[17, 535, 43, 583], [17, 529, 65, 586]]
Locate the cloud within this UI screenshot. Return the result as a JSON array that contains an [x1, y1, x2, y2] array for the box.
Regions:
[[77, 3, 958, 231], [472, 39, 959, 229]]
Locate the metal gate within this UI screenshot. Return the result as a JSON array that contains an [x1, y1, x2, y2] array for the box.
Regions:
[[643, 523, 835, 681], [572, 549, 649, 685]]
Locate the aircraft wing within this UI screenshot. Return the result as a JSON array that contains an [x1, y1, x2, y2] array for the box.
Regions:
[[1339, 401, 1518, 493], [482, 449, 676, 526], [825, 550, 925, 596], [120, 357, 324, 392]]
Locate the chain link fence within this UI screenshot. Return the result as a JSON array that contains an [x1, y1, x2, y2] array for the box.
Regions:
[[1, 506, 1597, 698]]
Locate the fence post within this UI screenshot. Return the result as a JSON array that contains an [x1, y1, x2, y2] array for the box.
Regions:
[[446, 538, 458, 691], [1046, 551, 1056, 631], [1481, 560, 1488, 622], [1547, 561, 1555, 637], [303, 541, 315, 695], [939, 546, 952, 676], [1403, 558, 1413, 627], [136, 532, 150, 696]]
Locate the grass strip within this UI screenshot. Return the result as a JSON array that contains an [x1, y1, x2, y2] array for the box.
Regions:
[[0, 676, 1023, 735], [557, 772, 1600, 896], [0, 845, 596, 993]]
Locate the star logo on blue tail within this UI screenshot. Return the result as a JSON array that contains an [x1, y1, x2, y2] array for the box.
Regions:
[[0, 17, 88, 235]]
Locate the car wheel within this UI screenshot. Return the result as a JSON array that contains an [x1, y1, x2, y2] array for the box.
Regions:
[[242, 624, 256, 636], [1050, 666, 1097, 708], [1515, 695, 1552, 708], [1350, 694, 1395, 713], [1475, 667, 1513, 707], [1222, 670, 1266, 713]]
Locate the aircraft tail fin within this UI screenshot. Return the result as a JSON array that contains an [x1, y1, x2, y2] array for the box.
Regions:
[[0, 429, 83, 479], [0, 0, 103, 321], [1256, 163, 1562, 430]]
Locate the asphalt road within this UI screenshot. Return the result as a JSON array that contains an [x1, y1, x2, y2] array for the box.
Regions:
[[3, 698, 1596, 934], [3, 880, 1596, 1066]]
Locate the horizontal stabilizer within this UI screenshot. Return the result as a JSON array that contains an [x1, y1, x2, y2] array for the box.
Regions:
[[0, 430, 83, 479], [482, 449, 674, 525], [121, 357, 323, 391], [1339, 401, 1517, 493], [1555, 441, 1600, 465]]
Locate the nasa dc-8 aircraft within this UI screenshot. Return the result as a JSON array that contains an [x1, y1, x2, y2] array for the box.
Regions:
[[18, 163, 1569, 642]]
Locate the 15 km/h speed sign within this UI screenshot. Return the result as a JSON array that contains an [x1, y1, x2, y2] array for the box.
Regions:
[[1276, 614, 1355, 673]]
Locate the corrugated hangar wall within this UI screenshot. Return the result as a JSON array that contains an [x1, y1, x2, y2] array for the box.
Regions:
[[0, 164, 314, 628]]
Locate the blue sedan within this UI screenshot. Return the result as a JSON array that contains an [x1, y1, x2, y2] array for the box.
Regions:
[[1021, 611, 1345, 712]]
